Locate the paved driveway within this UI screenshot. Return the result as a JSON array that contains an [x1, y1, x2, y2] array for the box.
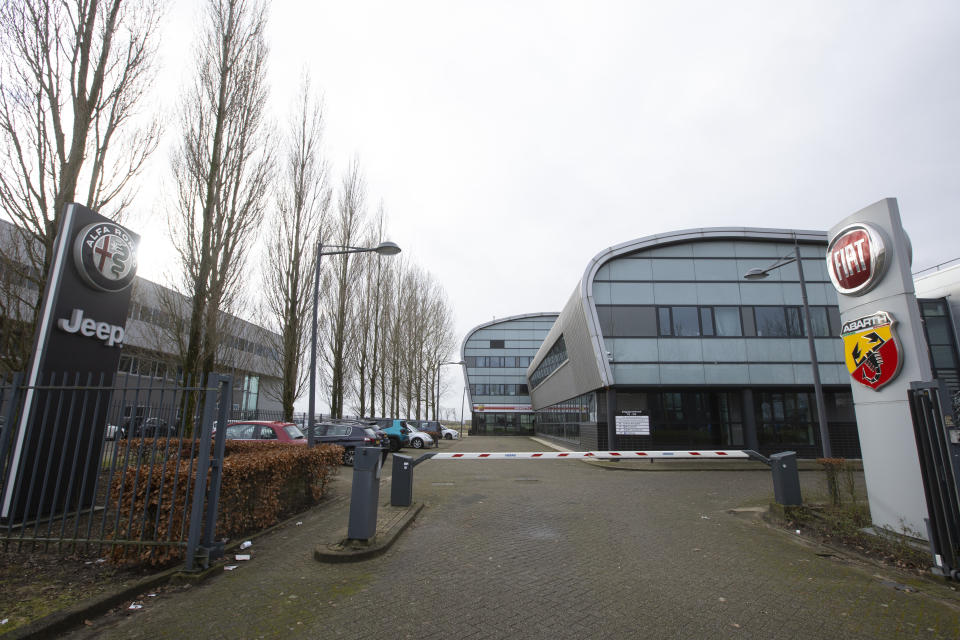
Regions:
[[68, 436, 959, 639]]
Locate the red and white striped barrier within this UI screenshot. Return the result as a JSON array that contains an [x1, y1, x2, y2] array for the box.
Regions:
[[425, 450, 751, 460]]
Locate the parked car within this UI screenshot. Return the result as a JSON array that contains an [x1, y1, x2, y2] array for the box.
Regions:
[[408, 420, 442, 447], [441, 425, 460, 440], [108, 416, 177, 439], [403, 423, 433, 449], [222, 421, 306, 444], [311, 420, 389, 465], [373, 418, 408, 451], [374, 419, 434, 450]]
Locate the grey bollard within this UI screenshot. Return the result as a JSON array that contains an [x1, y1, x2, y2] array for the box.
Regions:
[[391, 454, 413, 507], [347, 447, 383, 540], [769, 451, 802, 506]]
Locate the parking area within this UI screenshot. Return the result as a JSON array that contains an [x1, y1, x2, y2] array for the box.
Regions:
[[66, 436, 960, 639]]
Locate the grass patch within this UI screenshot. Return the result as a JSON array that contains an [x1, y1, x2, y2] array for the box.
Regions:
[[770, 458, 933, 574]]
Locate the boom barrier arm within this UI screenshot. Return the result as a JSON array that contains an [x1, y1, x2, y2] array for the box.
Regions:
[[414, 450, 760, 465], [395, 449, 795, 511]]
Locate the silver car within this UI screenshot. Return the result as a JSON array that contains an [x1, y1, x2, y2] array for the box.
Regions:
[[441, 426, 460, 440], [403, 424, 434, 449]]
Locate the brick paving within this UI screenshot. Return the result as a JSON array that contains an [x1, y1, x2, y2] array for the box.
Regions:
[[65, 437, 960, 639]]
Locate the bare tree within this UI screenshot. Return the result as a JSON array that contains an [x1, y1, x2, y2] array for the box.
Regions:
[[168, 0, 273, 399], [0, 0, 162, 373], [262, 75, 330, 420], [318, 159, 365, 418]]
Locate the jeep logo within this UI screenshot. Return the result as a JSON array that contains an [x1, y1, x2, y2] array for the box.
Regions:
[[57, 308, 125, 347]]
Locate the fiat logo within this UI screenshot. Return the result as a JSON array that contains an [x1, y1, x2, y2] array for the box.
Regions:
[[826, 223, 887, 296]]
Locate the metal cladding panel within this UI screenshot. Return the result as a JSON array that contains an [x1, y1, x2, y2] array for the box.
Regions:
[[528, 288, 605, 409]]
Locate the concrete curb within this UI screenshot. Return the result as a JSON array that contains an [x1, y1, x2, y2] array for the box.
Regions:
[[5, 496, 348, 639], [4, 566, 179, 640], [314, 502, 423, 563]]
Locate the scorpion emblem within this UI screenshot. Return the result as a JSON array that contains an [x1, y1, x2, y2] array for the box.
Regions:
[[851, 331, 886, 384]]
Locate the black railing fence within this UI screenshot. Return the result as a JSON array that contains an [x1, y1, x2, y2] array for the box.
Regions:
[[0, 372, 232, 570]]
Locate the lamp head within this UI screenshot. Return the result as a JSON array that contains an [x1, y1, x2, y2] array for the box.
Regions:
[[743, 268, 770, 280], [374, 241, 401, 256]]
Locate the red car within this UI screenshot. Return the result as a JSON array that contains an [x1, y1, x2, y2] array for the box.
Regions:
[[222, 421, 307, 444]]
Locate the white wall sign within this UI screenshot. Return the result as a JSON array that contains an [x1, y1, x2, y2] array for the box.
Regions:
[[616, 413, 650, 435]]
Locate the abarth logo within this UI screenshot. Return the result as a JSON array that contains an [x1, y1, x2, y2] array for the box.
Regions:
[[841, 311, 902, 390], [73, 222, 138, 292]]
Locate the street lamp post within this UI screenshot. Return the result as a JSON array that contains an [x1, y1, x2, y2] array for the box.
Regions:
[[307, 238, 400, 447], [459, 386, 466, 438], [744, 235, 832, 458]]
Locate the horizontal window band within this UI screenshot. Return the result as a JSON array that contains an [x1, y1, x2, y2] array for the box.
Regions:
[[609, 361, 845, 366], [601, 335, 838, 339], [592, 279, 832, 285]]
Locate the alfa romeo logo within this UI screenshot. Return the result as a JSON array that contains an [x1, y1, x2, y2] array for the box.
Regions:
[[826, 223, 888, 296], [73, 222, 138, 292], [841, 311, 902, 391]]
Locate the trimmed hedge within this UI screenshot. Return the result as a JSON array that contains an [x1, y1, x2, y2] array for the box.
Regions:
[[109, 440, 342, 566]]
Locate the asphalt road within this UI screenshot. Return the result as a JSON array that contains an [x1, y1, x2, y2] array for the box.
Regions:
[[65, 436, 960, 639]]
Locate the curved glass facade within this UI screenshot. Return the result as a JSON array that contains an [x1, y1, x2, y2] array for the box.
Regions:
[[462, 313, 559, 435], [529, 231, 861, 457]]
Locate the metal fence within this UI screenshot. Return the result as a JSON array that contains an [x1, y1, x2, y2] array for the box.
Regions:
[[908, 380, 960, 580], [0, 372, 232, 571]]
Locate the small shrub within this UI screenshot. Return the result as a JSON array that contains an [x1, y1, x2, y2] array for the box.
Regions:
[[108, 440, 342, 566], [817, 457, 847, 506]]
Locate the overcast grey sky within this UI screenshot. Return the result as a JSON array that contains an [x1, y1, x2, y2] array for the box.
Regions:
[[132, 0, 960, 414]]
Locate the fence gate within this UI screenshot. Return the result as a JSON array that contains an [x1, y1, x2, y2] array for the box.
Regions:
[[0, 372, 232, 571], [908, 380, 960, 580]]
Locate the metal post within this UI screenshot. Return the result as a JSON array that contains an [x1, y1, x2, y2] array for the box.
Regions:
[[459, 386, 466, 438], [184, 373, 222, 571], [201, 375, 232, 558], [605, 387, 618, 450], [308, 237, 322, 448], [794, 236, 832, 458]]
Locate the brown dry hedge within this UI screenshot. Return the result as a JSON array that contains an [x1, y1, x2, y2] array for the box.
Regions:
[[108, 440, 343, 566]]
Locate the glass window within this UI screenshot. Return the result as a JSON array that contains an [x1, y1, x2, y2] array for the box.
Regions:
[[243, 375, 259, 412], [599, 306, 659, 337], [809, 307, 830, 337], [714, 307, 742, 336], [504, 356, 516, 368], [931, 345, 958, 369], [921, 301, 946, 317], [226, 424, 256, 439], [658, 308, 672, 336], [785, 307, 804, 337], [741, 307, 756, 337], [827, 307, 842, 336], [700, 308, 714, 336], [490, 339, 505, 349], [284, 425, 305, 440], [672, 307, 699, 336], [755, 307, 787, 337], [258, 426, 278, 440], [924, 317, 953, 345]]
